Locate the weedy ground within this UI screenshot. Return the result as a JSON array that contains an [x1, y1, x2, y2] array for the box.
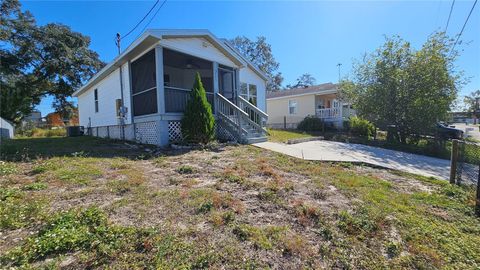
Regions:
[[0, 137, 479, 269]]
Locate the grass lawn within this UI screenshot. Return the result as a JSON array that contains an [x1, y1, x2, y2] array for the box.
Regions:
[[0, 136, 479, 269], [267, 128, 316, 142]]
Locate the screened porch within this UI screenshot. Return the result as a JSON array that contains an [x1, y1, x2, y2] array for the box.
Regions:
[[130, 47, 238, 117], [163, 48, 215, 113]]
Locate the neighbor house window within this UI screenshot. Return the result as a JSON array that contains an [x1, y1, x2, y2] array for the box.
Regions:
[[94, 89, 99, 113], [289, 100, 297, 114], [131, 49, 157, 116]]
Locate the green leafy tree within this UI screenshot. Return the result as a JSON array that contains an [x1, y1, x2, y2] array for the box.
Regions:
[[228, 36, 283, 91], [462, 90, 480, 113], [0, 0, 104, 123], [181, 73, 215, 144], [340, 32, 463, 143]]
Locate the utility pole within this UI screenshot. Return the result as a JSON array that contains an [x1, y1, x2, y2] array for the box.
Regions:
[[115, 33, 121, 55], [337, 63, 342, 82]]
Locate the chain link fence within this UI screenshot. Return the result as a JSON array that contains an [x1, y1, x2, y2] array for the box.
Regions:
[[449, 139, 480, 216], [451, 140, 480, 186]]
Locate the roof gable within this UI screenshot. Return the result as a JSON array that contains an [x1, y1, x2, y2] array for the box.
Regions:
[[73, 29, 267, 97]]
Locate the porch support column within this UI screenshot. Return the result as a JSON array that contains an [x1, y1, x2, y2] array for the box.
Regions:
[[155, 45, 165, 114], [213, 62, 219, 115], [155, 45, 169, 146], [235, 68, 240, 99]]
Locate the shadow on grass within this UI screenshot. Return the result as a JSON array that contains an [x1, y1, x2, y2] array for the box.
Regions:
[[0, 136, 226, 162]]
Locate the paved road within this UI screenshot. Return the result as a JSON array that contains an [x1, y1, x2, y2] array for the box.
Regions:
[[254, 141, 451, 180]]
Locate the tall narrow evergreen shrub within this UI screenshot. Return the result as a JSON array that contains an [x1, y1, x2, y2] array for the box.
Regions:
[[181, 73, 215, 144]]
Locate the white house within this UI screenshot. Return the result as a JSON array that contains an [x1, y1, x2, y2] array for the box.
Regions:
[[0, 117, 14, 140], [73, 29, 268, 146]]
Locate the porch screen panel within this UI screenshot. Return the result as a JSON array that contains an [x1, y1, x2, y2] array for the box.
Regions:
[[131, 49, 157, 116], [133, 89, 157, 116], [163, 48, 214, 113]]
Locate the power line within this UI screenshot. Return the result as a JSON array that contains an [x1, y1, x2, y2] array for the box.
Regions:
[[120, 0, 160, 40], [451, 0, 478, 54], [445, 0, 455, 32], [138, 0, 168, 37]]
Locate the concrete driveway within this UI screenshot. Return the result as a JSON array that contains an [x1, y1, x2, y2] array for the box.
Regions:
[[254, 140, 451, 180]]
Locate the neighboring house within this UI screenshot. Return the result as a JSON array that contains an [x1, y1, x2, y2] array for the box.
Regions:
[[449, 111, 477, 124], [0, 117, 14, 140], [73, 29, 268, 146], [45, 109, 79, 127], [22, 111, 43, 127], [266, 83, 355, 129]]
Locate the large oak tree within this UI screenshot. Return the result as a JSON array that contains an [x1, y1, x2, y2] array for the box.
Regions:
[[1, 0, 104, 123]]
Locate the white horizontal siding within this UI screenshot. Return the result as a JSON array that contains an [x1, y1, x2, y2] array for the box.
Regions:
[[78, 62, 131, 128]]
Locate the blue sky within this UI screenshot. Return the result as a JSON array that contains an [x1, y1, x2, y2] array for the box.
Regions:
[[22, 0, 479, 116]]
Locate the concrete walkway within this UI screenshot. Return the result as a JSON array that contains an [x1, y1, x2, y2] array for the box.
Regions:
[[254, 141, 451, 180]]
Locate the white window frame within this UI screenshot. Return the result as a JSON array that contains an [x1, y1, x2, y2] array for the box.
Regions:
[[288, 100, 297, 115]]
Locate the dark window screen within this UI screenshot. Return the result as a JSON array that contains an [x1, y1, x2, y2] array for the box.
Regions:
[[131, 49, 156, 94], [131, 49, 158, 116], [133, 90, 157, 116]]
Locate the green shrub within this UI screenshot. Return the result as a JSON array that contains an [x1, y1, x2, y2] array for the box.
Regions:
[[297, 116, 324, 131], [181, 73, 215, 144], [348, 116, 375, 138], [22, 182, 48, 191], [177, 165, 195, 174]]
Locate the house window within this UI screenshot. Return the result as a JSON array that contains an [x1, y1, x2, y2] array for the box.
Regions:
[[289, 100, 297, 114], [94, 89, 99, 113], [240, 83, 248, 100], [248, 84, 257, 105], [131, 49, 157, 116], [239, 82, 257, 105]]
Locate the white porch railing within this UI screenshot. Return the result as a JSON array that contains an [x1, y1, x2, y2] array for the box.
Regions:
[[215, 93, 268, 143], [316, 107, 342, 119]]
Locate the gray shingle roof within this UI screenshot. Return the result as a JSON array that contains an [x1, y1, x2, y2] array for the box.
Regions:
[[266, 83, 337, 99]]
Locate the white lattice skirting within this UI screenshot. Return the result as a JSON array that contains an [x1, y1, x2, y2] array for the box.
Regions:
[[167, 120, 237, 143], [168, 121, 183, 143], [87, 121, 160, 145], [88, 120, 238, 145]]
